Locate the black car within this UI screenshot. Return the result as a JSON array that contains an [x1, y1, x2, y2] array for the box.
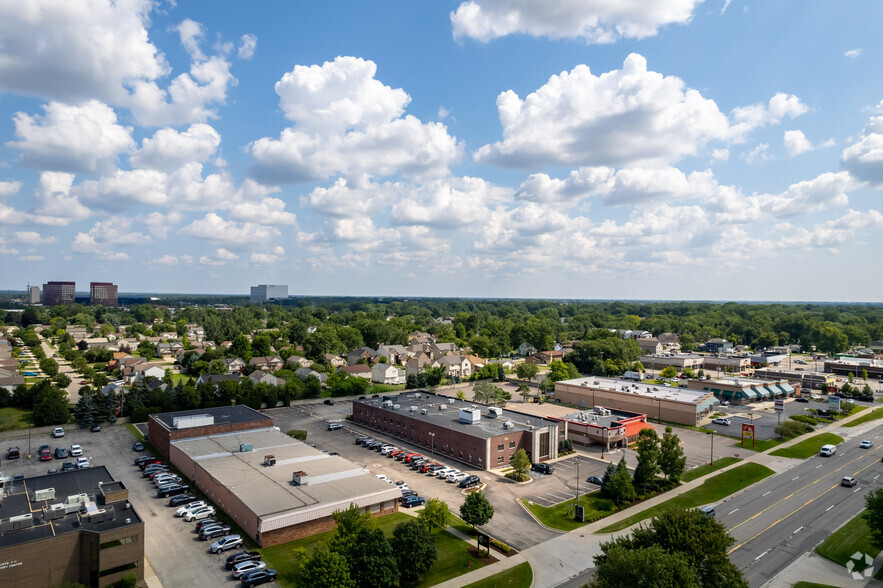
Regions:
[[169, 494, 197, 507], [240, 568, 277, 587], [399, 490, 418, 501], [55, 447, 69, 459], [135, 455, 158, 467], [355, 437, 371, 445], [195, 518, 221, 532], [532, 463, 554, 475], [323, 399, 335, 405], [61, 461, 76, 471], [586, 476, 604, 486], [226, 551, 262, 570], [458, 475, 481, 488], [794, 397, 810, 403], [7, 446, 21, 459], [90, 424, 101, 432], [158, 484, 190, 498]]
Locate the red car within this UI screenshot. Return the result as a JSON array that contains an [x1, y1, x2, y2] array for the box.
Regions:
[[40, 448, 52, 461]]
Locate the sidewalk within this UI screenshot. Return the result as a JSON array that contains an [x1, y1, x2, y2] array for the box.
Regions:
[[762, 550, 881, 588]]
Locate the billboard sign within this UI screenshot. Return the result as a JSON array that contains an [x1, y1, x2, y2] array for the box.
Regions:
[[774, 399, 785, 413], [741, 423, 755, 448]]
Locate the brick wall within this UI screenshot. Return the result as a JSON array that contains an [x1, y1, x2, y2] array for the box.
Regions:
[[258, 502, 399, 547]]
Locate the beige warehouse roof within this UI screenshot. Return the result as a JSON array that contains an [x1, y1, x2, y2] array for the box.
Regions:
[[171, 429, 401, 532]]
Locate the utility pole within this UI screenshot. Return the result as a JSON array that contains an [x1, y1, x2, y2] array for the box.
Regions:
[[575, 456, 580, 503]]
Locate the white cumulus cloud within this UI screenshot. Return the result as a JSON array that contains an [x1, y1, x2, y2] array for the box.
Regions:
[[0, 181, 22, 197], [844, 48, 863, 59], [841, 100, 883, 186], [238, 34, 257, 59], [180, 212, 280, 244], [130, 123, 221, 171], [783, 130, 812, 157]]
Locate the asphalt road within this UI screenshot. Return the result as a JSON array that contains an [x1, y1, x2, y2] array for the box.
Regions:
[[717, 424, 883, 587]]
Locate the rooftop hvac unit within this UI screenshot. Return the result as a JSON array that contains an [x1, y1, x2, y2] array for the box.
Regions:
[[34, 488, 56, 502], [410, 406, 418, 412], [503, 421, 514, 429], [382, 400, 393, 408], [581, 382, 588, 387], [240, 443, 253, 453], [487, 407, 502, 418], [414, 393, 422, 399], [594, 381, 599, 385], [393, 404, 401, 410], [439, 404, 447, 410], [459, 408, 481, 424], [264, 455, 276, 467]]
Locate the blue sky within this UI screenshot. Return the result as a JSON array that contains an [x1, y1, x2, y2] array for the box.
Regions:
[[1, 0, 883, 301]]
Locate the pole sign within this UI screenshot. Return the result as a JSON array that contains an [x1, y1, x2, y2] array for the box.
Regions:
[[828, 396, 841, 412], [774, 399, 785, 413], [477, 532, 489, 548], [741, 423, 755, 448], [574, 505, 585, 522]]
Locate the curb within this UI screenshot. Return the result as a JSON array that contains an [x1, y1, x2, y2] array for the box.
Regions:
[[515, 498, 566, 534]]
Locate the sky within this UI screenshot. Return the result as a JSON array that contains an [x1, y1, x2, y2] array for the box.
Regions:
[[1, 1, 883, 301]]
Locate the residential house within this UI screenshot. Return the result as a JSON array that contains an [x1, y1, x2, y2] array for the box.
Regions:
[[249, 356, 284, 372], [186, 325, 205, 341], [657, 333, 681, 351], [532, 350, 564, 365], [158, 332, 178, 341], [438, 355, 472, 379], [404, 356, 440, 379], [249, 370, 285, 387], [0, 368, 25, 392], [429, 342, 458, 359], [408, 331, 435, 345], [617, 330, 653, 340], [347, 347, 379, 366], [516, 342, 537, 356], [156, 342, 184, 360], [294, 367, 328, 384], [195, 373, 241, 386], [636, 338, 663, 355], [338, 364, 373, 379], [224, 358, 246, 374], [285, 355, 313, 369], [65, 326, 89, 340], [371, 363, 405, 385], [324, 353, 346, 367], [489, 358, 517, 370], [146, 379, 168, 393], [464, 355, 486, 369], [375, 345, 409, 365], [126, 362, 165, 384], [100, 380, 127, 398]]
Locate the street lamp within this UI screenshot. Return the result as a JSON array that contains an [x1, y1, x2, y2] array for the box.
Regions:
[[575, 456, 580, 503], [706, 430, 714, 465], [601, 426, 607, 460]]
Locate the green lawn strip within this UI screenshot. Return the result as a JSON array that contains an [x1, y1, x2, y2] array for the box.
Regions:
[[262, 512, 485, 588], [0, 406, 33, 431], [598, 463, 774, 533], [464, 561, 532, 588], [770, 433, 845, 459], [520, 491, 617, 532], [841, 408, 883, 428], [792, 582, 839, 588], [447, 512, 475, 537], [815, 511, 879, 572], [168, 373, 193, 385], [125, 423, 144, 441], [731, 437, 783, 453], [681, 457, 741, 483]]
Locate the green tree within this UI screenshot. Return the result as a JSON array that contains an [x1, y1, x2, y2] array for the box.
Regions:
[[391, 520, 438, 582], [605, 457, 636, 506], [32, 385, 70, 427], [54, 373, 72, 388], [633, 428, 661, 491], [299, 548, 355, 588], [417, 498, 450, 534], [548, 360, 579, 381], [862, 369, 869, 380], [517, 383, 531, 402], [516, 362, 539, 382], [209, 359, 228, 375], [74, 394, 96, 427], [229, 334, 252, 362], [39, 357, 59, 377], [511, 448, 531, 480], [344, 527, 398, 588], [251, 334, 272, 357], [659, 427, 687, 483], [864, 489, 883, 550], [659, 366, 678, 379], [136, 340, 157, 360], [589, 544, 699, 588], [329, 504, 374, 555], [460, 491, 494, 539]]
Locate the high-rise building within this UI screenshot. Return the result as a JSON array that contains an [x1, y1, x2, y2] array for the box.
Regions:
[[27, 285, 40, 304], [250, 284, 288, 303], [43, 281, 75, 306], [90, 282, 118, 307]]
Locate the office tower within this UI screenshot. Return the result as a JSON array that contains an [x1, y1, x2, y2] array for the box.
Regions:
[[90, 282, 119, 307], [43, 281, 75, 306], [250, 284, 288, 303]]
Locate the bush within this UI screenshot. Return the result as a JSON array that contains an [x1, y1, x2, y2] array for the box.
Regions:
[[287, 429, 308, 441], [490, 538, 512, 553], [789, 414, 819, 425], [775, 420, 812, 439]]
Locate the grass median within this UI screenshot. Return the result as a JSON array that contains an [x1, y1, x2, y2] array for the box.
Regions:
[[0, 406, 33, 431], [598, 463, 774, 533], [520, 490, 617, 532], [464, 561, 532, 588], [769, 433, 844, 459], [815, 511, 879, 574], [841, 408, 883, 428], [681, 457, 740, 483], [731, 437, 783, 452]]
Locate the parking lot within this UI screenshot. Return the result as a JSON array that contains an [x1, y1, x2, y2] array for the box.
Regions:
[[0, 425, 252, 588]]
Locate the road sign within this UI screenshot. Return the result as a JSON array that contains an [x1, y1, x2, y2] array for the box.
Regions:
[[774, 399, 785, 413]]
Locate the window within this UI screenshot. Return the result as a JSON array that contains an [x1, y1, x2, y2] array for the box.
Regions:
[[497, 456, 504, 464], [99, 562, 138, 577], [497, 444, 504, 451], [101, 536, 138, 550], [508, 454, 514, 461], [508, 441, 515, 449]]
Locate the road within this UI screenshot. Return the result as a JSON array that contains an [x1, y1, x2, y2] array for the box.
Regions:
[[718, 423, 883, 587]]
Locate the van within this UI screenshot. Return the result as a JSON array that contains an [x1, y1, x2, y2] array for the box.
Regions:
[[699, 506, 716, 517], [820, 444, 837, 457]]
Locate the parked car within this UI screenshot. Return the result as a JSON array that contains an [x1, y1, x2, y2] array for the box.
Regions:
[[195, 518, 221, 532], [841, 476, 858, 487], [61, 461, 76, 471], [12, 473, 24, 482], [225, 551, 262, 570], [459, 475, 481, 488], [7, 446, 20, 459], [200, 524, 232, 540], [375, 474, 389, 482], [532, 463, 554, 475], [427, 464, 446, 474], [40, 448, 52, 461], [185, 506, 216, 521], [158, 484, 189, 498], [176, 501, 207, 517], [699, 506, 716, 517], [355, 437, 370, 445], [240, 568, 277, 587], [421, 462, 440, 473], [721, 400, 731, 406], [404, 454, 423, 463], [52, 427, 65, 438], [211, 535, 244, 554], [586, 476, 604, 486], [232, 560, 267, 579], [90, 424, 101, 432], [76, 457, 91, 469], [794, 397, 810, 403], [70, 444, 83, 457], [399, 490, 418, 500], [435, 467, 454, 478], [711, 418, 731, 426], [327, 423, 343, 431], [860, 440, 873, 449], [169, 494, 197, 507], [55, 447, 69, 459], [323, 399, 334, 405], [381, 446, 398, 455], [401, 495, 426, 508], [447, 472, 466, 483], [135, 456, 159, 467]]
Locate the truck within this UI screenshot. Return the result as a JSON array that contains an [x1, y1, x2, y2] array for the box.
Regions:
[[622, 371, 644, 381]]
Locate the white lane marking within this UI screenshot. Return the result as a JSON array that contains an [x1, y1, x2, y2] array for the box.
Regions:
[[728, 508, 739, 515], [794, 526, 804, 534], [755, 549, 770, 561], [825, 505, 835, 512], [816, 464, 823, 469], [762, 491, 771, 497], [854, 488, 862, 493], [792, 476, 800, 481], [874, 475, 880, 481]]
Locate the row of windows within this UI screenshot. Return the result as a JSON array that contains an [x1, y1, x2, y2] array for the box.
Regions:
[[497, 441, 516, 451], [100, 535, 138, 550]]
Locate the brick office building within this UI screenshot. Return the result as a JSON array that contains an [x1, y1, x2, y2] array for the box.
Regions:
[[0, 467, 144, 587], [352, 392, 563, 470], [42, 281, 76, 306], [90, 282, 118, 307], [147, 405, 275, 459]]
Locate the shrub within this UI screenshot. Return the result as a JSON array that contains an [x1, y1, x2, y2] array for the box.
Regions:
[[287, 429, 308, 441], [775, 420, 812, 439], [789, 414, 819, 425], [490, 538, 512, 553]]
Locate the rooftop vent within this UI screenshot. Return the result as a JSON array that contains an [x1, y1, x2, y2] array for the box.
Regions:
[[264, 455, 276, 467]]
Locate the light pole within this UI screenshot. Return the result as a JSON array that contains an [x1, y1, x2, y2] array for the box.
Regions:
[[601, 426, 607, 460], [707, 430, 714, 465], [429, 432, 435, 462], [576, 456, 580, 503], [657, 398, 661, 424]]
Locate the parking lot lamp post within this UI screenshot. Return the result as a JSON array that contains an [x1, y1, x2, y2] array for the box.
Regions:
[[576, 457, 580, 502], [707, 430, 714, 465], [601, 427, 607, 460], [657, 398, 661, 424]]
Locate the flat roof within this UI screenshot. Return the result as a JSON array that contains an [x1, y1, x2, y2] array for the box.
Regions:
[[0, 466, 142, 549], [560, 408, 645, 428], [557, 376, 713, 405], [356, 392, 560, 439], [705, 376, 782, 387], [171, 429, 400, 530], [151, 404, 272, 430]]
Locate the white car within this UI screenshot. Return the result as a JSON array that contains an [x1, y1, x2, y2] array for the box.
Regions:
[[436, 467, 454, 478], [232, 560, 267, 579], [52, 427, 65, 438], [711, 418, 731, 426], [154, 475, 181, 487], [398, 484, 409, 492], [76, 457, 91, 469], [375, 474, 389, 482], [448, 472, 467, 483], [70, 444, 83, 456], [444, 471, 462, 482], [860, 440, 873, 449], [185, 506, 216, 522], [381, 446, 398, 455], [176, 501, 207, 517]]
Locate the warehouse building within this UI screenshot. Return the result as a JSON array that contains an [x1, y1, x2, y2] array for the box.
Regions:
[[0, 467, 144, 588], [553, 377, 719, 426], [352, 392, 563, 470], [640, 353, 705, 370], [169, 429, 400, 546], [686, 376, 797, 405], [147, 405, 273, 459]]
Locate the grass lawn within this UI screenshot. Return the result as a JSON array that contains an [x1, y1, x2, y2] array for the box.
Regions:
[[262, 512, 486, 588], [841, 407, 883, 427], [125, 423, 144, 440], [168, 373, 193, 385], [0, 406, 33, 431], [815, 511, 879, 573], [520, 491, 617, 532], [598, 463, 774, 533], [681, 457, 741, 483], [464, 561, 532, 588], [731, 437, 783, 452], [447, 512, 474, 537], [770, 433, 845, 459]]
